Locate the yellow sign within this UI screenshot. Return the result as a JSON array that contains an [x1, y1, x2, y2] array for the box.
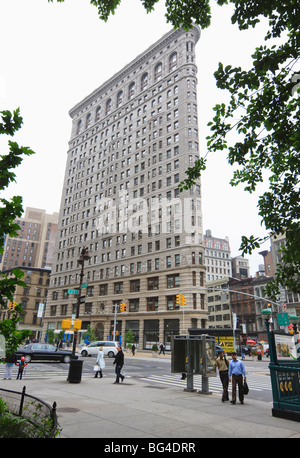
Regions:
[[62, 318, 82, 330], [73, 319, 82, 330], [62, 319, 71, 329]]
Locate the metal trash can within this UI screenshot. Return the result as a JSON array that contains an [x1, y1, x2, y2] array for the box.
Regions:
[[68, 359, 83, 383]]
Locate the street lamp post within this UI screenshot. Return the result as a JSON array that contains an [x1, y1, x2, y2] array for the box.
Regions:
[[261, 308, 275, 362], [71, 247, 91, 358], [68, 247, 91, 383]]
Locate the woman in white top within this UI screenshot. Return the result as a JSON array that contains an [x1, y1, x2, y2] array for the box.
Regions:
[[95, 347, 105, 378]]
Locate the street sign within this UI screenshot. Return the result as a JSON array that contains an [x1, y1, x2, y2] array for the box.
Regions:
[[81, 283, 88, 288], [79, 296, 86, 304], [68, 289, 79, 295], [277, 312, 289, 327]]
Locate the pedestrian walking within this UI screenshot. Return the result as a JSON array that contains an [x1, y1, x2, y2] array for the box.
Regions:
[[94, 347, 105, 378], [16, 356, 28, 380], [113, 346, 125, 384], [131, 344, 136, 356], [228, 352, 246, 404], [3, 353, 17, 380], [213, 351, 229, 402], [159, 343, 165, 355]]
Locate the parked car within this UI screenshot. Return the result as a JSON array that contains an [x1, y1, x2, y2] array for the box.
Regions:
[[15, 343, 77, 363], [80, 341, 119, 358]]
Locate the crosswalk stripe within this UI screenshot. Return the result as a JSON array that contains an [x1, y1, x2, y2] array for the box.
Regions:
[[140, 374, 272, 393]]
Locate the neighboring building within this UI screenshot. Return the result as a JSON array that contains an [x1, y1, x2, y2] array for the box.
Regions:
[[229, 277, 256, 339], [271, 233, 300, 318], [207, 278, 232, 329], [258, 249, 275, 277], [203, 230, 232, 282], [0, 267, 50, 341], [253, 274, 277, 340], [231, 256, 250, 279], [260, 235, 299, 319], [43, 26, 208, 349], [0, 207, 59, 270]]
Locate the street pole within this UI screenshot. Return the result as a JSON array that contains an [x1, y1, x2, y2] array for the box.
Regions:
[[71, 257, 84, 358], [68, 247, 90, 383], [113, 304, 118, 341]]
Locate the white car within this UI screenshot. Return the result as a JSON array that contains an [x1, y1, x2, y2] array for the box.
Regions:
[[80, 341, 119, 358]]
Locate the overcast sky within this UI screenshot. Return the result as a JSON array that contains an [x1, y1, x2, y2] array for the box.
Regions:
[[0, 0, 272, 275]]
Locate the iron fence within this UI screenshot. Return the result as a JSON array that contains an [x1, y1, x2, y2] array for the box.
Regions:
[[0, 385, 57, 437]]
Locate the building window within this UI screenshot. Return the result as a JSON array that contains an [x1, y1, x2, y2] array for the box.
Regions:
[[87, 286, 94, 297], [128, 82, 135, 100], [114, 282, 123, 294], [117, 90, 123, 107], [169, 52, 177, 71], [141, 73, 148, 91], [147, 297, 158, 311], [106, 99, 112, 115], [167, 274, 180, 288], [130, 279, 140, 292], [167, 296, 179, 310], [95, 106, 101, 121], [129, 298, 139, 312], [85, 113, 91, 129], [148, 277, 159, 290], [154, 63, 162, 81], [76, 120, 82, 135], [99, 284, 108, 295], [166, 256, 171, 268]]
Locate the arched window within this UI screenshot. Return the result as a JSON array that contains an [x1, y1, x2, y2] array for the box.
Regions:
[[76, 119, 82, 135], [169, 52, 177, 71], [117, 90, 123, 107], [85, 113, 91, 129], [95, 106, 101, 121], [141, 73, 148, 91], [106, 98, 112, 115], [154, 62, 162, 81], [128, 82, 135, 100]]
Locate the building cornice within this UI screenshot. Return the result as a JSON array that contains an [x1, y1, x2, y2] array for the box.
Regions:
[[69, 26, 200, 119]]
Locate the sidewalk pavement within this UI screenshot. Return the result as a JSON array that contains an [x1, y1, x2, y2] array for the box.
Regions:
[[1, 351, 299, 440]]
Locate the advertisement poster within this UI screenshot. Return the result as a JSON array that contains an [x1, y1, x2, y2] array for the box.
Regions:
[[274, 334, 297, 359]]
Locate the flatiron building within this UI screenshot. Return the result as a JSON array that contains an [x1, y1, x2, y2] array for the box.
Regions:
[[43, 26, 208, 349]]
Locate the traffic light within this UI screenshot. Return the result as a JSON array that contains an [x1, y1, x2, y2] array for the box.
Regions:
[[9, 301, 17, 310], [176, 294, 182, 306], [181, 295, 186, 306], [120, 302, 127, 312]]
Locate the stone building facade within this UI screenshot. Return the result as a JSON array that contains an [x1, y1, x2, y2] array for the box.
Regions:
[[0, 207, 58, 270], [0, 267, 50, 341], [43, 26, 208, 349]]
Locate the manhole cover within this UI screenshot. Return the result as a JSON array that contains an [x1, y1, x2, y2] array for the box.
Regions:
[[56, 407, 80, 413]]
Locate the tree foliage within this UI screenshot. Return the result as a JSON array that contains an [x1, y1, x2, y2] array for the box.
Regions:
[[50, 0, 300, 298], [50, 0, 212, 30], [180, 1, 300, 298], [0, 109, 35, 357]]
